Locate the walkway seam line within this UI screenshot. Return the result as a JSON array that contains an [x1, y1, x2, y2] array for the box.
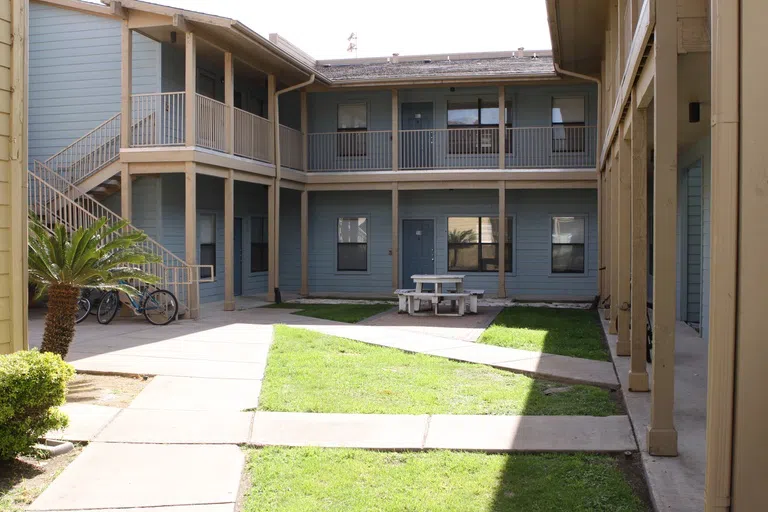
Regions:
[[422, 415, 432, 449]]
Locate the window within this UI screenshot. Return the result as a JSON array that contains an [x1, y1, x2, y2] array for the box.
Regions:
[[250, 216, 268, 272], [505, 217, 514, 272], [552, 97, 586, 153], [447, 217, 499, 272], [447, 99, 513, 154], [551, 216, 586, 274], [199, 213, 216, 279], [337, 103, 367, 157], [337, 217, 368, 271]]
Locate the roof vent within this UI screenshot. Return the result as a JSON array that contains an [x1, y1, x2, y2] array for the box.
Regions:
[[423, 58, 432, 63], [532, 52, 538, 59], [392, 53, 400, 64], [516, 47, 525, 58], [322, 63, 331, 68]]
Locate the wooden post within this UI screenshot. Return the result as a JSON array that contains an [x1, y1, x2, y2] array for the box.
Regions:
[[184, 163, 199, 319], [498, 86, 506, 169], [184, 32, 196, 147], [629, 92, 649, 391], [266, 183, 275, 302], [704, 0, 739, 508], [648, 0, 678, 457], [224, 51, 234, 155], [391, 89, 399, 171], [120, 21, 132, 148], [391, 184, 399, 289], [597, 167, 604, 301], [498, 182, 506, 297], [120, 164, 132, 222], [300, 189, 309, 296], [223, 170, 235, 311], [616, 123, 632, 356], [609, 155, 619, 333], [300, 91, 308, 171]]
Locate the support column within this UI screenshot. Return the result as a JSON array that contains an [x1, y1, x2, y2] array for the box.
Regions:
[[597, 168, 604, 301], [647, 0, 678, 456], [391, 89, 399, 171], [629, 92, 649, 391], [224, 51, 234, 155], [498, 182, 506, 297], [704, 0, 739, 508], [120, 164, 131, 222], [184, 163, 199, 319], [603, 169, 611, 317], [266, 183, 275, 302], [223, 170, 235, 311], [609, 157, 619, 333], [300, 189, 309, 296], [391, 184, 399, 289], [616, 124, 632, 356], [300, 91, 308, 171], [184, 32, 196, 147], [498, 86, 506, 169], [120, 21, 132, 148]]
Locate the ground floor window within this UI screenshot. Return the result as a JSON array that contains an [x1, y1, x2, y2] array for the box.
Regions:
[[199, 213, 216, 279], [337, 217, 368, 271], [251, 216, 268, 272], [505, 216, 514, 272], [551, 216, 585, 273], [447, 217, 499, 272]]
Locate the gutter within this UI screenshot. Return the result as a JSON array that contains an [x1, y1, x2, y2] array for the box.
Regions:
[[271, 74, 316, 303]]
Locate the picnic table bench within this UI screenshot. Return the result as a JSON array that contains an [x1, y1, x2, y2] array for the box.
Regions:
[[395, 274, 484, 316]]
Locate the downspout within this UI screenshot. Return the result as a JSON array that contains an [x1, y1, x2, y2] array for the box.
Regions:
[[271, 74, 315, 303], [554, 64, 604, 300]]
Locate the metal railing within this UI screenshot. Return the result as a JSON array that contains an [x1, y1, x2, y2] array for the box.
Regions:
[[504, 126, 597, 168], [234, 108, 273, 162], [45, 114, 121, 186], [131, 92, 186, 147], [196, 94, 226, 153], [308, 130, 392, 172], [28, 161, 209, 317], [399, 127, 500, 170], [279, 124, 303, 170]]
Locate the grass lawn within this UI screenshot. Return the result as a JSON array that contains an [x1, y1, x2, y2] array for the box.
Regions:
[[479, 307, 609, 361], [258, 326, 618, 416], [242, 447, 647, 512], [264, 302, 394, 323]]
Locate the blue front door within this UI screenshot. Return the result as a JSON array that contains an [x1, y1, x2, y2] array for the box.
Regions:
[[402, 219, 434, 288], [234, 218, 243, 296]]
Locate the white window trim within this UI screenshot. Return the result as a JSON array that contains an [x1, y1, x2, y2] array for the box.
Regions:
[[548, 214, 589, 277], [335, 215, 371, 274], [198, 211, 217, 282], [445, 214, 503, 274]]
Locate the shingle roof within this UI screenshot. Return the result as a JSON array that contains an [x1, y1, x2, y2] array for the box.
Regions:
[[316, 55, 556, 82]]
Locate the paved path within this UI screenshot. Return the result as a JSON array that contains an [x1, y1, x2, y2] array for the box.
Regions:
[[30, 306, 627, 511]]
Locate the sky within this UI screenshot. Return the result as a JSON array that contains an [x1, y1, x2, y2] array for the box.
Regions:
[[87, 0, 552, 60]]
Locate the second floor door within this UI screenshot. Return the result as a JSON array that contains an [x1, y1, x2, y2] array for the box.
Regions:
[[401, 102, 434, 169]]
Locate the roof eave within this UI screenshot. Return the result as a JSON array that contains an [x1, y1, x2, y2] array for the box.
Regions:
[[325, 72, 560, 88]]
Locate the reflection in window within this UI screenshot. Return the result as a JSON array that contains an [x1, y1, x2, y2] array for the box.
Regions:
[[447, 99, 514, 154], [447, 217, 499, 272], [199, 213, 216, 279], [337, 217, 368, 271], [250, 216, 268, 272], [337, 103, 368, 157], [551, 216, 586, 273], [552, 97, 586, 153]]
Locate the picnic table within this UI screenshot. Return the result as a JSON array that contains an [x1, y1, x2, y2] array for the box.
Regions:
[[395, 274, 483, 317]]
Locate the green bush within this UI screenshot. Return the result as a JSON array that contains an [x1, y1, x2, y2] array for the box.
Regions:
[[0, 350, 74, 460]]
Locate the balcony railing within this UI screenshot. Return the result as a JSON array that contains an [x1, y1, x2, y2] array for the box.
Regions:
[[280, 125, 303, 171], [504, 126, 597, 168], [131, 92, 186, 147], [196, 94, 227, 153], [400, 127, 500, 170], [234, 107, 272, 162], [308, 131, 393, 172]]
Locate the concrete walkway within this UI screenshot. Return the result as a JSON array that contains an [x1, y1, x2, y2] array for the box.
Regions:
[[30, 306, 629, 511]]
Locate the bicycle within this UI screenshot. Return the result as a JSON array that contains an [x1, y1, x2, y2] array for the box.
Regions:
[[75, 293, 90, 324], [96, 282, 179, 326]]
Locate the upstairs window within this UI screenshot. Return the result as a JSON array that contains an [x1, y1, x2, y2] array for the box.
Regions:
[[199, 213, 216, 279], [250, 216, 268, 272], [337, 217, 368, 271], [337, 103, 367, 157], [552, 97, 586, 153], [447, 99, 513, 154], [551, 216, 586, 274], [447, 217, 499, 272]]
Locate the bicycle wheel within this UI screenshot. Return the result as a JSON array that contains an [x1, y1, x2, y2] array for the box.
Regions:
[[75, 297, 91, 324], [142, 289, 178, 326], [97, 291, 120, 325]]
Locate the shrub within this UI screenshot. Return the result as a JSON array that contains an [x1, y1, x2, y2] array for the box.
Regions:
[[0, 350, 75, 460]]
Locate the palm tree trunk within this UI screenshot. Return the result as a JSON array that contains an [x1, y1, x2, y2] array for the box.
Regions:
[[41, 284, 80, 358]]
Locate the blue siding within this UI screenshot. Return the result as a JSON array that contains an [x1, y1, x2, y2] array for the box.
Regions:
[[308, 191, 393, 295], [280, 189, 302, 292], [29, 1, 160, 163]]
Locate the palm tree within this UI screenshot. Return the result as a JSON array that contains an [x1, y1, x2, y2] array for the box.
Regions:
[[448, 228, 477, 269], [28, 217, 160, 358]]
